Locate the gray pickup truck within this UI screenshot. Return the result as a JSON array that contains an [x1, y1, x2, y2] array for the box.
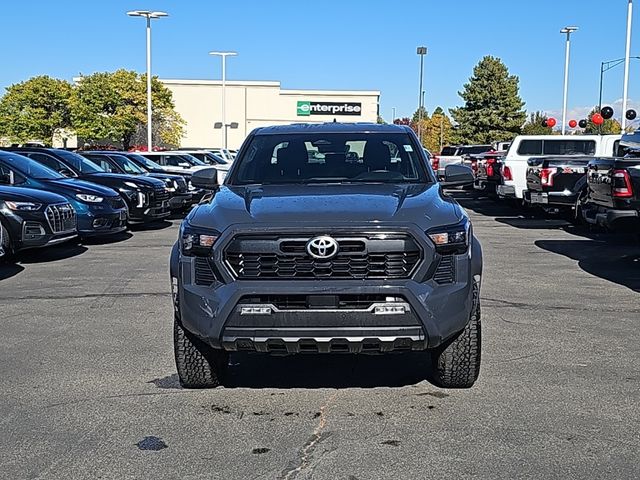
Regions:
[[170, 123, 483, 389]]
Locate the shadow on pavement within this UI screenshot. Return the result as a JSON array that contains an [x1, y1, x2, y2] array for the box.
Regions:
[[81, 231, 133, 246], [17, 243, 88, 264], [128, 220, 174, 232], [535, 236, 640, 293], [0, 262, 24, 281], [223, 352, 432, 389]]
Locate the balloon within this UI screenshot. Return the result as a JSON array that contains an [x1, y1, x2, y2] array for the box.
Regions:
[[626, 109, 637, 120], [569, 120, 577, 128], [546, 117, 557, 128], [601, 106, 614, 119], [579, 119, 588, 128], [592, 113, 604, 126]]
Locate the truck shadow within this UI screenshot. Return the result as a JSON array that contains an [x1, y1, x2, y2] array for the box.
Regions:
[[223, 352, 432, 389], [535, 236, 640, 293], [0, 262, 24, 281]]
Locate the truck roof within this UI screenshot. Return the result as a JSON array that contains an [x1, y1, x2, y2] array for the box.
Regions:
[[252, 122, 412, 135]]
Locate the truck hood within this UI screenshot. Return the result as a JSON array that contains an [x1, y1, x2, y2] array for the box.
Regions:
[[84, 172, 165, 188], [189, 183, 463, 231]]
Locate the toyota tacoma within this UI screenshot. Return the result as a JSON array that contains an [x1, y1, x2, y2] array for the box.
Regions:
[[170, 123, 483, 389]]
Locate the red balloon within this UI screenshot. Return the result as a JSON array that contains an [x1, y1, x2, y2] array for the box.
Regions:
[[546, 117, 557, 128], [569, 119, 577, 128], [592, 113, 604, 126]]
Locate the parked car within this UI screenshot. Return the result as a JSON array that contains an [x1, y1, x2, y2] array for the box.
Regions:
[[523, 156, 591, 219], [171, 149, 231, 181], [137, 151, 209, 175], [7, 148, 170, 224], [496, 135, 622, 202], [120, 152, 207, 204], [432, 145, 492, 179], [170, 122, 482, 389], [0, 186, 77, 258], [207, 148, 235, 162], [473, 151, 507, 196], [0, 151, 127, 237], [581, 131, 640, 229], [80, 151, 194, 211]]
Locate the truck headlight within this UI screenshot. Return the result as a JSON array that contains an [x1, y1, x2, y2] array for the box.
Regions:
[[180, 223, 219, 256], [5, 201, 42, 211], [427, 218, 470, 255]]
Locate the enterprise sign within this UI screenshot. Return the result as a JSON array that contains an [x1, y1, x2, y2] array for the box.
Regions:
[[297, 101, 362, 116]]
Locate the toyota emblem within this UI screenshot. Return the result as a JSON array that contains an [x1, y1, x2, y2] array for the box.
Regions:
[[306, 236, 339, 260]]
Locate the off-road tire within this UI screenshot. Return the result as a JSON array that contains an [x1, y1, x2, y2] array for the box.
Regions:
[[430, 282, 481, 388], [174, 317, 228, 388]]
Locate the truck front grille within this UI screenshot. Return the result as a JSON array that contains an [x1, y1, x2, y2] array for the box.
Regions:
[[45, 203, 76, 234], [107, 197, 126, 209], [225, 234, 421, 280], [151, 186, 169, 206]]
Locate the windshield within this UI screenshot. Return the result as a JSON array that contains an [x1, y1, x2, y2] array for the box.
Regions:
[[178, 154, 206, 166], [126, 153, 157, 171], [205, 152, 228, 165], [440, 146, 458, 156], [3, 152, 64, 180], [56, 150, 104, 174], [232, 133, 430, 185], [109, 154, 147, 174]]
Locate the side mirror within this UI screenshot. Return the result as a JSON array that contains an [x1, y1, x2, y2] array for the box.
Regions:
[[440, 164, 474, 187], [58, 168, 74, 177], [191, 168, 219, 190]]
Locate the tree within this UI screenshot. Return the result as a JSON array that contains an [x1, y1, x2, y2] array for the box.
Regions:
[[450, 56, 526, 144], [71, 69, 184, 150], [423, 106, 454, 153], [584, 107, 621, 134], [0, 76, 73, 144], [411, 106, 428, 124], [522, 111, 553, 135]]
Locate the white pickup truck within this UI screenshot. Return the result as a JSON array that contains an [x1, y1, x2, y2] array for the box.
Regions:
[[432, 144, 492, 178], [497, 134, 623, 200]]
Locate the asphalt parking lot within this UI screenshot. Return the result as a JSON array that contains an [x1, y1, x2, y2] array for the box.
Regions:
[[1, 194, 639, 480]]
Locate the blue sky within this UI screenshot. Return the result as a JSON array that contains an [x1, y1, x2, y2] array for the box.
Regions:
[[1, 0, 638, 122]]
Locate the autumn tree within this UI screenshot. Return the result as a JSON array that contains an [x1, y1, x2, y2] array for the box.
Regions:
[[0, 76, 73, 144], [450, 56, 526, 144], [71, 69, 184, 149]]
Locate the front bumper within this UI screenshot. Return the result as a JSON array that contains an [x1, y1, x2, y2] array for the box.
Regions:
[[129, 201, 171, 223], [171, 231, 483, 354], [169, 193, 194, 210], [78, 210, 128, 236]]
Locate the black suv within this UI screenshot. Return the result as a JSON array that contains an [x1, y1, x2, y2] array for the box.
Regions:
[[7, 148, 170, 223], [0, 186, 76, 258], [80, 151, 193, 211], [170, 123, 483, 389]]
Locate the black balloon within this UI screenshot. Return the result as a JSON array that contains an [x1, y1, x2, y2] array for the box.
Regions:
[[542, 119, 548, 127], [578, 119, 588, 128], [626, 109, 637, 120], [601, 106, 614, 119]]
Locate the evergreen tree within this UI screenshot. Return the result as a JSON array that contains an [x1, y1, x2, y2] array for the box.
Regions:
[[450, 56, 526, 144], [522, 111, 553, 135]]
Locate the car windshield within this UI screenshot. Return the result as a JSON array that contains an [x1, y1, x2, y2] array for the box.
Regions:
[[177, 154, 206, 166], [232, 133, 430, 185], [2, 152, 64, 180], [56, 150, 104, 174], [108, 154, 147, 174], [126, 153, 157, 171], [205, 152, 228, 165]]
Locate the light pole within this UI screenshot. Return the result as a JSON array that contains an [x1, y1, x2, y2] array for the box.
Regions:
[[560, 26, 578, 135], [417, 46, 427, 142], [622, 0, 634, 131], [599, 57, 640, 111], [127, 10, 168, 151], [209, 51, 237, 149], [392, 107, 396, 124]]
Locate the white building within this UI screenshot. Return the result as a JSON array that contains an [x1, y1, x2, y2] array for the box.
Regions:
[[160, 79, 380, 149]]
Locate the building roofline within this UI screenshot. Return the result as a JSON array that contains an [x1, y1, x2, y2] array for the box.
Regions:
[[159, 79, 281, 87], [280, 88, 380, 97]]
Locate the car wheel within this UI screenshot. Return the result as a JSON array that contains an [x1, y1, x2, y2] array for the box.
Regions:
[[0, 219, 13, 260], [429, 281, 481, 388], [174, 316, 228, 389]]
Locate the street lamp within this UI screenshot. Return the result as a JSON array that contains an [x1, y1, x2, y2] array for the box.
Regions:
[[416, 46, 427, 142], [209, 51, 237, 149], [560, 26, 578, 135], [599, 57, 640, 111], [622, 0, 634, 131], [127, 10, 168, 152], [392, 107, 396, 124]]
